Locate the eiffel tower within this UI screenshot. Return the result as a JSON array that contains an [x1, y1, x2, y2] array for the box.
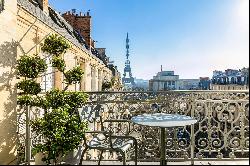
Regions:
[[122, 33, 135, 89]]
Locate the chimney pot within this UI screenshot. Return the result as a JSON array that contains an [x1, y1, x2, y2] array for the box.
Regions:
[[37, 0, 49, 14]]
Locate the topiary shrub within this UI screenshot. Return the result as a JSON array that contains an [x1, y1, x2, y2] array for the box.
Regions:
[[16, 34, 88, 165], [64, 66, 84, 85], [17, 55, 47, 78], [41, 34, 70, 57], [17, 80, 42, 95]]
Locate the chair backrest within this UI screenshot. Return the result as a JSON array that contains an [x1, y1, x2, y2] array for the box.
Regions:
[[151, 103, 161, 113], [78, 104, 105, 131]]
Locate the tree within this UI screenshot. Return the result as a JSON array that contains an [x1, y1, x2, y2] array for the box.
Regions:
[[17, 34, 88, 165]]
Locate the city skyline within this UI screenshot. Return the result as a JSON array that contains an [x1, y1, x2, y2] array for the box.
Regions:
[[50, 0, 249, 80]]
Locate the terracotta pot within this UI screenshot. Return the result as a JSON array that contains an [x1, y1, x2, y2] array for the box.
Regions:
[[35, 152, 63, 165], [34, 152, 47, 165]]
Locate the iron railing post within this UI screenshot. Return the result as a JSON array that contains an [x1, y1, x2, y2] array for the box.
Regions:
[[25, 106, 31, 165], [190, 92, 195, 165]]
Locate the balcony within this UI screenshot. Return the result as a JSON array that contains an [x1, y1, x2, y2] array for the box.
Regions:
[[17, 90, 249, 165]]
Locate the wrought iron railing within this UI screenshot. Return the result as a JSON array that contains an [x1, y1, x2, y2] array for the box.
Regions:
[[17, 90, 249, 164], [81, 90, 249, 162]]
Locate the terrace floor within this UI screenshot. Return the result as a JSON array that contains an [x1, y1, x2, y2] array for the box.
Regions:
[[80, 160, 249, 165], [29, 159, 249, 165]]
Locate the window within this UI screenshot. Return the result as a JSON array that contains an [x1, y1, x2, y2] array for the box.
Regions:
[[0, 0, 4, 12], [40, 54, 54, 92], [75, 58, 80, 91]]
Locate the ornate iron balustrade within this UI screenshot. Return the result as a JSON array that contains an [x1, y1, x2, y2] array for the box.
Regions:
[[81, 90, 249, 162], [17, 90, 249, 164]]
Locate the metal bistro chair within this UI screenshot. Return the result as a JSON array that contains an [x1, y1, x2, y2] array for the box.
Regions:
[[78, 105, 142, 165]]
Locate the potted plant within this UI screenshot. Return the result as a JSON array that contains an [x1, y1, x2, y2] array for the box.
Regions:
[[17, 34, 89, 165], [102, 81, 112, 91], [102, 76, 117, 91]]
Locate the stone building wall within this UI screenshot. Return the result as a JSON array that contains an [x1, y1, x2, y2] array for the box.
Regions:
[[0, 0, 18, 164], [0, 0, 113, 164], [16, 0, 112, 92], [211, 84, 249, 90]]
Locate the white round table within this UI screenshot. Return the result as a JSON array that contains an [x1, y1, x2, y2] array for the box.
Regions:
[[131, 113, 197, 165]]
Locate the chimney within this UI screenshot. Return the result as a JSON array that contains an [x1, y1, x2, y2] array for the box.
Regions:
[[37, 0, 49, 14], [62, 10, 92, 49]]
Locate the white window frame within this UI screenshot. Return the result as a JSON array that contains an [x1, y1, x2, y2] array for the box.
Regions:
[[40, 54, 54, 92]]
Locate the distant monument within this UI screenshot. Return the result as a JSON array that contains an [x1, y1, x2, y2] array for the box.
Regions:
[[122, 33, 135, 90]]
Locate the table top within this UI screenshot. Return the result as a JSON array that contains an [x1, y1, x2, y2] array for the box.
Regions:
[[131, 113, 197, 128]]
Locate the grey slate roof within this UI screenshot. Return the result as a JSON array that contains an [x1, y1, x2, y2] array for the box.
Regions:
[[17, 0, 104, 64]]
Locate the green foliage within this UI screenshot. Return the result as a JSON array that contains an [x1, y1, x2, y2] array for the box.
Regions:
[[44, 89, 66, 109], [17, 55, 47, 78], [16, 34, 88, 164], [64, 66, 84, 84], [17, 95, 35, 106], [64, 91, 88, 109], [102, 76, 122, 91], [31, 107, 88, 164], [41, 34, 71, 57], [17, 80, 42, 95], [39, 89, 88, 110], [17, 91, 47, 108], [111, 77, 115, 85], [102, 81, 112, 91], [102, 77, 117, 91], [52, 56, 66, 72]]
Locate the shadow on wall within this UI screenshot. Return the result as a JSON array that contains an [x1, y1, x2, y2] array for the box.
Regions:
[[0, 41, 18, 165]]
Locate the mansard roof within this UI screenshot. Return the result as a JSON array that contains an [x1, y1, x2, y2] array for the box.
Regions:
[[17, 0, 105, 64]]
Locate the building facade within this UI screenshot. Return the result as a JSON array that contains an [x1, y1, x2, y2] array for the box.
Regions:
[[0, 0, 17, 164], [178, 79, 200, 90], [149, 68, 212, 91], [0, 0, 120, 164], [211, 68, 249, 90], [107, 63, 123, 90], [15, 0, 116, 92], [149, 71, 179, 91], [198, 77, 211, 90]]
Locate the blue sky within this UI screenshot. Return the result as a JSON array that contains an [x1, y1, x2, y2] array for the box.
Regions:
[[50, 0, 249, 80]]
